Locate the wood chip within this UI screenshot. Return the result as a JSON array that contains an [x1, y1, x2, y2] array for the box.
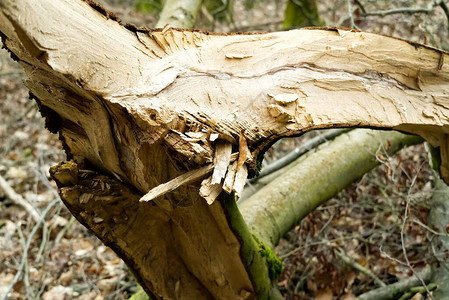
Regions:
[[223, 161, 237, 194], [211, 141, 232, 184], [140, 153, 239, 202], [237, 130, 248, 170], [140, 164, 214, 202], [233, 164, 248, 198], [209, 133, 219, 141], [225, 53, 252, 59], [268, 93, 298, 104], [199, 176, 223, 205]]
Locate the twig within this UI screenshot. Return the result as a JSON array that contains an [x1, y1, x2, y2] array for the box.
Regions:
[[250, 129, 350, 183], [356, 265, 432, 300], [334, 247, 386, 287], [16, 224, 32, 299], [379, 245, 407, 266], [280, 230, 375, 259], [1, 199, 59, 300], [347, 0, 362, 30], [10, 101, 37, 125], [0, 69, 24, 76], [412, 218, 449, 237], [35, 205, 63, 263], [0, 174, 41, 223], [141, 152, 239, 202], [399, 283, 437, 300], [54, 216, 76, 246], [234, 20, 283, 32], [400, 162, 433, 299], [353, 0, 366, 15], [363, 0, 443, 17]]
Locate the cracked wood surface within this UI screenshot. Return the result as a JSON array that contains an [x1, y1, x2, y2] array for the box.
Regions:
[[2, 0, 449, 188], [2, 0, 449, 298]]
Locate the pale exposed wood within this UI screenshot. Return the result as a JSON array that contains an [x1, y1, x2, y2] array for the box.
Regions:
[[223, 162, 237, 194], [2, 0, 449, 298], [212, 141, 232, 184], [233, 164, 248, 197], [2, 0, 449, 187], [200, 176, 223, 204], [141, 152, 239, 202], [140, 164, 214, 202]]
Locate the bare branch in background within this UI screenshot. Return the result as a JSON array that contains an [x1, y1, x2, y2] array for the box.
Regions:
[[357, 0, 448, 19], [0, 175, 41, 223]]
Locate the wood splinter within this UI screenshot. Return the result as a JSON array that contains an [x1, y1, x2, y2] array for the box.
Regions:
[[140, 152, 240, 202], [140, 134, 253, 204]]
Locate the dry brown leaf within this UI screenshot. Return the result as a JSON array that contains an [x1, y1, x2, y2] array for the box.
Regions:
[[42, 285, 73, 300], [307, 279, 317, 292], [341, 291, 356, 300], [237, 130, 248, 170], [97, 276, 119, 295], [73, 238, 94, 257], [59, 268, 73, 286], [314, 288, 333, 300]]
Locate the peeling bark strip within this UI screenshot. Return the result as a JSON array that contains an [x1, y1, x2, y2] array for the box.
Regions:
[[1, 0, 449, 298]]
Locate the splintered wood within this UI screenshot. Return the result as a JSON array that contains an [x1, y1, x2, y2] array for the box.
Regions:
[[200, 136, 251, 204], [141, 140, 249, 204], [211, 142, 232, 184], [139, 164, 215, 202]]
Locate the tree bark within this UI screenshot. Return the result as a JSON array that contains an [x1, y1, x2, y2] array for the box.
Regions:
[[239, 129, 423, 248], [156, 0, 203, 28], [1, 0, 449, 298], [428, 176, 449, 299]]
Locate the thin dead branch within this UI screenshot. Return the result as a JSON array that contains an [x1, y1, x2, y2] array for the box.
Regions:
[[334, 247, 386, 287], [249, 129, 350, 183], [0, 174, 40, 223], [362, 0, 445, 17], [356, 265, 432, 300], [400, 162, 433, 298], [0, 199, 60, 300]]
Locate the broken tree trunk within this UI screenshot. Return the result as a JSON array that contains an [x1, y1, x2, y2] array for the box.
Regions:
[[2, 0, 449, 298]]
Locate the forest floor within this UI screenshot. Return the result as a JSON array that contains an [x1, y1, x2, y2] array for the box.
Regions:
[[0, 0, 448, 299]]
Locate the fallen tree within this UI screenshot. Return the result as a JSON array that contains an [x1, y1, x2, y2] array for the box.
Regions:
[[1, 0, 449, 298]]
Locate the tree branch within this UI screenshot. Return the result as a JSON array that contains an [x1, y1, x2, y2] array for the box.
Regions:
[[363, 0, 444, 17], [239, 129, 423, 248], [0, 174, 41, 223], [355, 265, 432, 300]]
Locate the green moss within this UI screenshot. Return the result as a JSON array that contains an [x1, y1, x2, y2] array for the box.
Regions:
[[133, 0, 163, 13], [252, 235, 283, 281], [427, 143, 441, 173], [254, 159, 263, 177], [221, 193, 274, 298], [128, 285, 150, 300], [283, 0, 325, 30]]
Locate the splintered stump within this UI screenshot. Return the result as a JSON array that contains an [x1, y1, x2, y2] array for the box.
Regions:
[[49, 161, 279, 299], [2, 0, 449, 298]]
